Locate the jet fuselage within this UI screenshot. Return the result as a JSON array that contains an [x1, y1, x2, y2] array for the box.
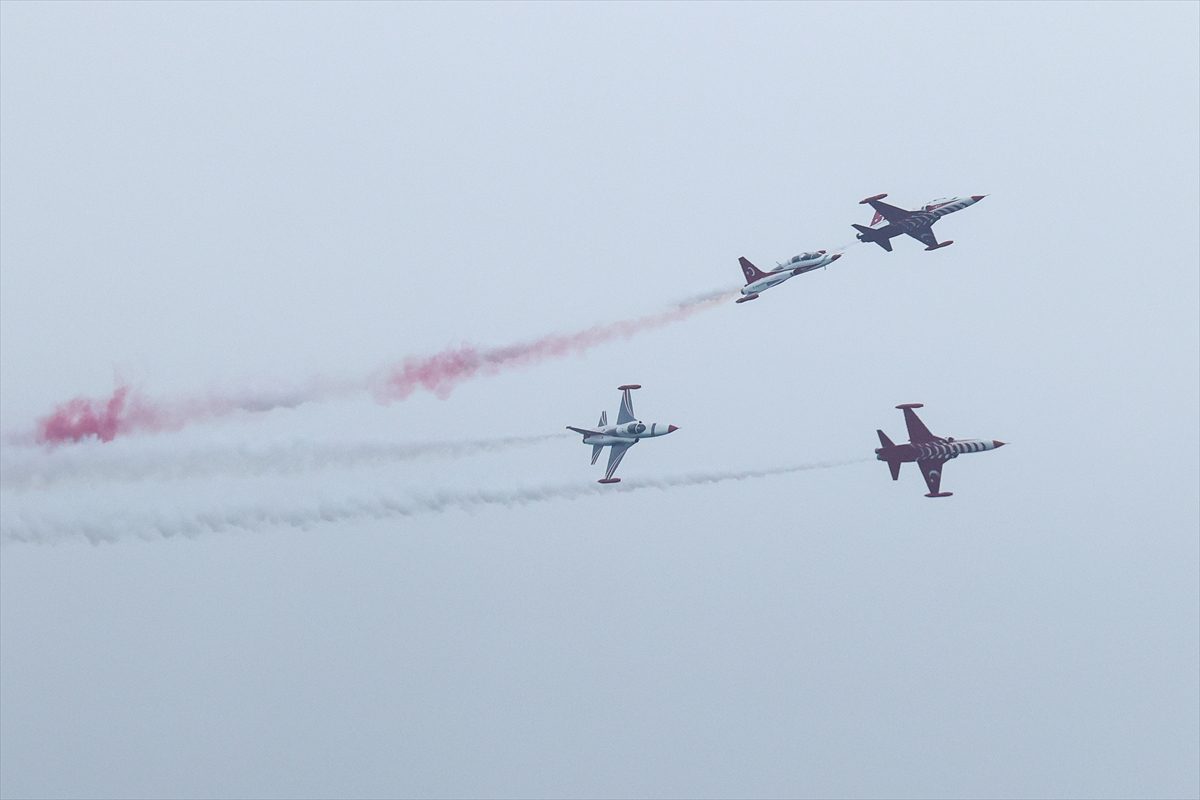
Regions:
[[582, 421, 677, 447], [769, 251, 840, 275], [742, 252, 841, 297], [875, 437, 1004, 464]]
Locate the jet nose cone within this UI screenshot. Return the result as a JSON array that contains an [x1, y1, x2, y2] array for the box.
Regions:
[[667, 425, 679, 433], [992, 440, 1006, 448], [971, 195, 987, 201]]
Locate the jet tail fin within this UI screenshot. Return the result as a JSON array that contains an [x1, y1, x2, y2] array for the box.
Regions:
[[853, 224, 893, 251], [738, 257, 771, 285], [887, 459, 902, 481], [876, 429, 894, 448]]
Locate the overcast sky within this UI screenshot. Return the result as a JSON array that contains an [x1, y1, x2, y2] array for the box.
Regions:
[[2, 2, 1198, 798]]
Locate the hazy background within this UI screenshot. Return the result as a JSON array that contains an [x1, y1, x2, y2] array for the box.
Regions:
[[2, 2, 1198, 797]]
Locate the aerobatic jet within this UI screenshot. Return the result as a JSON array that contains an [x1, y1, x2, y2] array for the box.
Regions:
[[852, 193, 985, 252], [875, 403, 1005, 497], [567, 385, 678, 483], [735, 251, 841, 304]]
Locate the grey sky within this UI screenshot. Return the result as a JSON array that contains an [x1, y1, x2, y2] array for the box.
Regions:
[[2, 1, 1198, 798]]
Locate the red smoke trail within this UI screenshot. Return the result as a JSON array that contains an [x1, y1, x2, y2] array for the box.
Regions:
[[32, 382, 352, 446], [31, 290, 731, 445], [37, 385, 162, 443], [375, 291, 728, 401]]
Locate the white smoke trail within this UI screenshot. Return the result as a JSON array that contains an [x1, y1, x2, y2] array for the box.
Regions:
[[829, 239, 866, 255], [0, 433, 565, 490], [0, 458, 869, 545]]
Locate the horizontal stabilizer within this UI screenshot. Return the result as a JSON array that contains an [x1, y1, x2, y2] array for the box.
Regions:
[[853, 224, 892, 251], [566, 425, 601, 436], [591, 443, 604, 465], [876, 429, 894, 448]]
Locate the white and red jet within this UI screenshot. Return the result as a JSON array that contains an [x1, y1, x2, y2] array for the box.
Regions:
[[853, 193, 985, 252], [875, 403, 1006, 497], [735, 250, 842, 304], [567, 385, 678, 484]]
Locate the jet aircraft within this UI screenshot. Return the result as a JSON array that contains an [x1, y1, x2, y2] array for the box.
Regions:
[[852, 193, 985, 252], [735, 251, 841, 304], [567, 385, 678, 483], [875, 403, 1005, 497]]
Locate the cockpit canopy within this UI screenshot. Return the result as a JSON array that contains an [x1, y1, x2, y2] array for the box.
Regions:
[[626, 422, 646, 434], [924, 197, 955, 210], [790, 251, 822, 263]]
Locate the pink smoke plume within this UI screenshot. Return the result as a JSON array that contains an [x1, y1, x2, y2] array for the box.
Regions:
[[33, 385, 313, 445], [32, 378, 355, 446], [375, 290, 728, 401], [37, 385, 161, 443], [31, 289, 731, 445]]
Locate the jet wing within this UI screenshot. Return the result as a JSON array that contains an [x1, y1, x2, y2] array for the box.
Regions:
[[900, 405, 938, 443], [866, 199, 912, 224], [604, 441, 635, 481], [906, 228, 941, 248], [616, 386, 637, 424], [917, 458, 949, 496]]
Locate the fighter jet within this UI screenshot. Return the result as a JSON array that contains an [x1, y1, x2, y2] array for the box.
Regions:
[[875, 403, 1005, 497], [852, 193, 985, 252], [567, 385, 678, 483], [735, 251, 842, 304]]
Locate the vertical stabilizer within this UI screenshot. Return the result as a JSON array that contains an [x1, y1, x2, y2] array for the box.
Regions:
[[738, 257, 771, 285]]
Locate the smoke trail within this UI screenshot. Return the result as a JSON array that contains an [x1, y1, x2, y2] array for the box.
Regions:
[[0, 457, 867, 545], [373, 289, 730, 401], [0, 433, 564, 490], [29, 289, 734, 445], [26, 377, 358, 446]]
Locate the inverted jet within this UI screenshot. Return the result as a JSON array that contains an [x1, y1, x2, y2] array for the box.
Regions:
[[852, 193, 985, 252], [567, 385, 678, 483], [875, 403, 1005, 497], [735, 250, 842, 304]]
